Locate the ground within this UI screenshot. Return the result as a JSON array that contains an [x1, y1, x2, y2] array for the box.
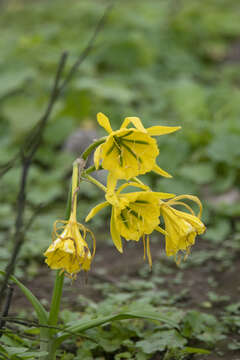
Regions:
[[11, 236, 240, 360]]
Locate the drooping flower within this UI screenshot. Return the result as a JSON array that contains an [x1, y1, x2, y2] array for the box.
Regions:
[[159, 195, 206, 261], [86, 180, 174, 257], [44, 160, 95, 277], [44, 216, 95, 276], [94, 113, 181, 180]]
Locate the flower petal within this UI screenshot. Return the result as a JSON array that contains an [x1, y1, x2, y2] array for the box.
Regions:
[[121, 117, 146, 132], [117, 181, 149, 194], [155, 226, 167, 235], [97, 112, 113, 134], [168, 195, 203, 217], [110, 208, 123, 252], [155, 192, 175, 199], [147, 126, 181, 136], [107, 173, 118, 193], [85, 201, 109, 222], [94, 144, 102, 170], [153, 164, 172, 178]]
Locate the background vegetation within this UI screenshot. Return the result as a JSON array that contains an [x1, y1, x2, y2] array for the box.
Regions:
[[0, 0, 240, 359]]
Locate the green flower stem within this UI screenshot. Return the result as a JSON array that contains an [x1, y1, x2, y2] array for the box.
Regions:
[[46, 270, 64, 360], [46, 168, 75, 359], [48, 270, 65, 333], [84, 164, 103, 175], [81, 137, 106, 161], [83, 173, 107, 192]]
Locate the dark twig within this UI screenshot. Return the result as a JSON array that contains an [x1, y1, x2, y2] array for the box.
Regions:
[[24, 202, 47, 233], [0, 53, 68, 308], [58, 0, 115, 95], [0, 286, 14, 335], [0, 316, 98, 343], [0, 0, 116, 179], [0, 0, 116, 308]]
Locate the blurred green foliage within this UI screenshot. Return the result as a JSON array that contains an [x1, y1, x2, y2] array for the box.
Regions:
[[0, 0, 240, 273], [1, 2, 240, 359]]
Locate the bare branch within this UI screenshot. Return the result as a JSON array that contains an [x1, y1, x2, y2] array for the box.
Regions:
[[59, 0, 116, 94], [0, 52, 68, 307], [0, 286, 14, 336], [0, 0, 116, 308]]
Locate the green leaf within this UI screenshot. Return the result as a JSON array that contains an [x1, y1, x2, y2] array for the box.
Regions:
[[179, 163, 215, 185], [183, 347, 211, 354], [136, 330, 187, 354], [54, 310, 179, 347], [204, 219, 231, 243], [0, 271, 48, 325], [207, 134, 240, 166]]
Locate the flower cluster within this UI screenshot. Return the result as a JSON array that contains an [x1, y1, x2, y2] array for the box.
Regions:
[[87, 113, 206, 266], [44, 113, 206, 276]]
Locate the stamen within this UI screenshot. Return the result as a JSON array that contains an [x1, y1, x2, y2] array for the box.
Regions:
[[146, 236, 152, 268], [120, 212, 129, 228], [143, 235, 146, 261]]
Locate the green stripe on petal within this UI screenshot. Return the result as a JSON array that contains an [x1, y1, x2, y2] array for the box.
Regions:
[[106, 143, 115, 156], [127, 207, 142, 220], [122, 139, 149, 145], [118, 130, 134, 138], [121, 142, 138, 160], [134, 200, 149, 204], [120, 212, 129, 228]]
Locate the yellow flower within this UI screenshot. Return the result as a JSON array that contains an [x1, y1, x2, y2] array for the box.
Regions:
[[44, 216, 95, 276], [44, 160, 95, 277], [160, 195, 206, 261], [94, 113, 181, 180], [86, 180, 174, 254]]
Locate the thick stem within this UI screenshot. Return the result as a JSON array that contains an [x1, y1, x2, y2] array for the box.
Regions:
[[83, 174, 107, 192], [48, 271, 65, 332], [81, 137, 106, 161]]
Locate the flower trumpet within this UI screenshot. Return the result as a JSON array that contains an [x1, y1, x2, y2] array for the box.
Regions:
[[94, 112, 180, 180]]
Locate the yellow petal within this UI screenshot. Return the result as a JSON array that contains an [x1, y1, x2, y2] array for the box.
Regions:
[[168, 195, 203, 217], [97, 112, 113, 134], [117, 181, 149, 194], [173, 209, 206, 234], [121, 117, 146, 132], [110, 208, 123, 252], [85, 201, 109, 222], [107, 173, 118, 193], [94, 144, 102, 170], [147, 126, 181, 136], [153, 164, 172, 178], [155, 192, 175, 199], [155, 226, 167, 236]]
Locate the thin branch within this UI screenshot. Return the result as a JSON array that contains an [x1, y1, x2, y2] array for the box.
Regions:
[[0, 286, 14, 336], [0, 53, 68, 307], [0, 0, 116, 308], [0, 316, 98, 342], [0, 0, 116, 179], [58, 0, 116, 95]]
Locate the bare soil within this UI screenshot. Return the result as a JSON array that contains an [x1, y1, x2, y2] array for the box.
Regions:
[[10, 238, 240, 360]]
